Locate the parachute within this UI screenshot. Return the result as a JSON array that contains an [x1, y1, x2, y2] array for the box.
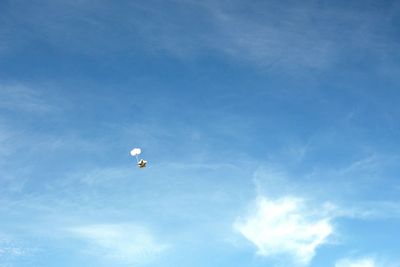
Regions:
[[130, 148, 141, 156], [130, 147, 147, 168]]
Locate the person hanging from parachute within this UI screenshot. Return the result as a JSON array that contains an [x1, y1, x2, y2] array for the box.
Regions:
[[130, 148, 147, 168]]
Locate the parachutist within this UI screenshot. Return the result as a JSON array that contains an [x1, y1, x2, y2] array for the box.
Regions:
[[138, 159, 147, 168], [131, 147, 147, 169]]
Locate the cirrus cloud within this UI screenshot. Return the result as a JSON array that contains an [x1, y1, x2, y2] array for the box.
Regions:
[[335, 257, 377, 267], [68, 223, 169, 265]]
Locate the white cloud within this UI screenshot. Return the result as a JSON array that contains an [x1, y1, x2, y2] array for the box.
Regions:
[[0, 234, 31, 266], [69, 224, 169, 264], [234, 196, 333, 265], [335, 257, 377, 267], [0, 238, 25, 257]]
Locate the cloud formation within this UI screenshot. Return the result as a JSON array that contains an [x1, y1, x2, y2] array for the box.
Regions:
[[234, 196, 333, 265], [0, 238, 25, 257], [69, 224, 169, 264], [3, 0, 399, 71], [0, 235, 30, 266], [335, 257, 377, 267]]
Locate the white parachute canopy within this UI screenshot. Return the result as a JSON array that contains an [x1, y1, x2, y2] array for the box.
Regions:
[[130, 148, 141, 156]]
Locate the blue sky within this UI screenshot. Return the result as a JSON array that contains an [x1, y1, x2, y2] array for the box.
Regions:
[[1, 0, 400, 266]]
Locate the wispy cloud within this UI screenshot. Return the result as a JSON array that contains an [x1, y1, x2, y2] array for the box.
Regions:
[[198, 1, 400, 71], [0, 84, 50, 113], [0, 238, 25, 257], [335, 257, 377, 267], [3, 1, 399, 71], [253, 151, 400, 217], [203, 3, 336, 69], [329, 200, 400, 221], [68, 224, 169, 265], [0, 234, 32, 266], [234, 196, 333, 265], [158, 1, 400, 70], [0, 123, 14, 158]]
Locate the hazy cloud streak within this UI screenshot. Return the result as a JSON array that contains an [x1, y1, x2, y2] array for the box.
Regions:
[[69, 223, 169, 264]]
